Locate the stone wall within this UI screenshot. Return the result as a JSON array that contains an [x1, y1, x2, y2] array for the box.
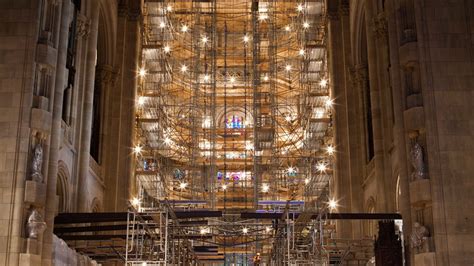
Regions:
[[53, 235, 98, 266]]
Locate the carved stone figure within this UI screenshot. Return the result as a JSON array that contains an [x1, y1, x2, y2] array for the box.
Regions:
[[27, 209, 47, 239], [31, 144, 44, 182], [410, 222, 430, 254], [410, 141, 426, 180]]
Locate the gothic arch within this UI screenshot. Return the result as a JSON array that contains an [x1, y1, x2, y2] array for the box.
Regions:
[[57, 161, 70, 213], [365, 196, 377, 237]]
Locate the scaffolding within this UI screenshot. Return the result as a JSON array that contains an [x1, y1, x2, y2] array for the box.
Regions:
[[130, 0, 350, 264]]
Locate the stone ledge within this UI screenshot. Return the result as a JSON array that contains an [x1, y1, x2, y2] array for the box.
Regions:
[[19, 253, 41, 266], [30, 108, 52, 134], [414, 252, 436, 266], [409, 179, 432, 206], [403, 106, 425, 132], [24, 180, 46, 206], [32, 95, 49, 110]]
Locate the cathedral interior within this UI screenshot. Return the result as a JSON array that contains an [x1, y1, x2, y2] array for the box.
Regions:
[[0, 0, 473, 265]]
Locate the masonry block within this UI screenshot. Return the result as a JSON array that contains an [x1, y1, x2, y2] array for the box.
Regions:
[[399, 41, 419, 65], [32, 95, 49, 110], [24, 180, 46, 206], [35, 42, 57, 68], [19, 253, 41, 266], [404, 106, 425, 132], [414, 252, 437, 266], [409, 179, 432, 206], [30, 107, 52, 134]]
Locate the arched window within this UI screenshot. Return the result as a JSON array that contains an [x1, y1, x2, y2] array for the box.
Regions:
[[366, 197, 377, 238]]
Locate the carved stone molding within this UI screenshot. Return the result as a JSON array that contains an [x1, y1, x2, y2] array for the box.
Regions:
[[339, 0, 350, 17], [96, 65, 119, 86], [76, 15, 91, 40]]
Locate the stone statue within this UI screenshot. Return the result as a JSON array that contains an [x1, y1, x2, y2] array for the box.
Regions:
[[27, 209, 46, 239], [410, 141, 426, 180], [31, 144, 43, 182], [410, 222, 430, 254]]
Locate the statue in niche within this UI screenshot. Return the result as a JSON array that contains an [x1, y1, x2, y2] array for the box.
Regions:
[[27, 208, 47, 239], [31, 143, 44, 183], [410, 222, 430, 254], [410, 141, 426, 180]]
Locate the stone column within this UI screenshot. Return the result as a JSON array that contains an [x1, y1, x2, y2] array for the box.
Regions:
[[363, 2, 389, 212], [76, 0, 100, 212], [327, 4, 352, 239], [41, 0, 72, 264]]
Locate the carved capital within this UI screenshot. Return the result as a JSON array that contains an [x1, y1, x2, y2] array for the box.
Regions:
[[339, 0, 350, 17], [372, 12, 388, 41], [96, 66, 119, 86], [76, 15, 91, 40]]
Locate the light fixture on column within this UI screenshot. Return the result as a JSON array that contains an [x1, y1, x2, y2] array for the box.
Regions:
[[181, 24, 188, 32], [303, 21, 310, 29], [242, 227, 249, 234], [262, 184, 270, 193], [201, 36, 208, 44], [159, 21, 166, 29], [181, 64, 188, 72], [326, 145, 335, 155], [328, 198, 338, 211], [316, 162, 327, 172], [163, 45, 171, 53], [243, 34, 250, 43], [285, 64, 292, 72], [131, 197, 140, 207], [325, 98, 334, 108], [299, 48, 305, 56]]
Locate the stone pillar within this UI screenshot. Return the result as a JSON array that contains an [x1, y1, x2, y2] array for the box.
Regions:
[[363, 2, 389, 212], [76, 0, 100, 212], [41, 0, 72, 264], [327, 3, 352, 239]]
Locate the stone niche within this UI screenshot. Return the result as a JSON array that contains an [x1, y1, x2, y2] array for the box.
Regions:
[[24, 180, 47, 206]]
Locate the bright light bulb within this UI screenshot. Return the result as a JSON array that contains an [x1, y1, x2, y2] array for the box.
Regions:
[[320, 79, 328, 87], [164, 137, 172, 145], [316, 162, 327, 172], [229, 76, 236, 83], [285, 25, 291, 32], [142, 262, 147, 266], [285, 64, 292, 71], [299, 49, 305, 56], [159, 21, 166, 28], [243, 35, 250, 43], [326, 145, 335, 155], [133, 145, 142, 154], [222, 184, 228, 190], [325, 98, 334, 108], [262, 184, 270, 193], [304, 178, 310, 185], [287, 166, 295, 173], [181, 24, 188, 32], [131, 197, 140, 206], [181, 64, 188, 72], [297, 3, 304, 12], [201, 36, 208, 44], [179, 182, 187, 189], [263, 75, 269, 81], [138, 68, 147, 77], [265, 226, 272, 233], [166, 5, 172, 12], [285, 115, 292, 122], [303, 21, 310, 29], [203, 74, 210, 82], [259, 13, 268, 21], [163, 45, 171, 53], [200, 228, 207, 235], [138, 96, 146, 105], [328, 199, 337, 210], [242, 227, 249, 234]]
